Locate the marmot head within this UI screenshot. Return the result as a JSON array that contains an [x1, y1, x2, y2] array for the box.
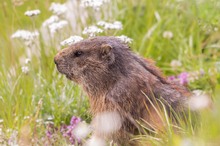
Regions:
[[54, 36, 128, 84]]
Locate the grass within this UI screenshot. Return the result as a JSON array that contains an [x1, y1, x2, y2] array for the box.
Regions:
[[0, 0, 220, 145]]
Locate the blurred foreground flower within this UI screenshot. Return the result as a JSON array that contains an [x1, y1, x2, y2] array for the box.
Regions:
[[85, 135, 106, 146], [60, 36, 83, 46], [24, 9, 41, 17], [92, 111, 122, 135], [83, 26, 103, 37], [187, 90, 212, 111], [116, 35, 133, 44], [8, 130, 18, 146]]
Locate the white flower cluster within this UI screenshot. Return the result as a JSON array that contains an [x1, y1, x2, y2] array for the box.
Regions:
[[86, 136, 106, 146], [116, 35, 133, 44], [73, 122, 91, 140], [188, 90, 211, 111], [170, 60, 182, 68], [42, 15, 59, 27], [97, 21, 123, 30], [25, 58, 31, 64], [11, 30, 39, 41], [24, 9, 41, 17], [80, 0, 110, 10], [48, 20, 68, 35], [21, 66, 29, 74], [187, 70, 203, 82], [49, 2, 67, 15], [163, 30, 173, 39], [60, 36, 84, 46], [8, 130, 18, 146], [82, 26, 103, 37]]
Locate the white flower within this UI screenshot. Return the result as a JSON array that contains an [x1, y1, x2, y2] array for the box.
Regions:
[[163, 30, 173, 39], [85, 135, 106, 146], [188, 71, 200, 82], [0, 119, 3, 123], [170, 60, 182, 68], [21, 66, 29, 74], [24, 9, 41, 17], [49, 2, 67, 15], [187, 91, 211, 111], [42, 15, 59, 27], [73, 122, 91, 139], [92, 111, 122, 135], [116, 35, 133, 44], [44, 121, 54, 125], [24, 116, 30, 120], [97, 21, 123, 30], [36, 119, 43, 123], [8, 130, 18, 146], [97, 21, 106, 26], [80, 0, 110, 10], [47, 115, 54, 121], [214, 27, 219, 32], [192, 90, 205, 96], [82, 26, 103, 37], [11, 30, 39, 41], [25, 58, 31, 64], [60, 35, 83, 46], [48, 20, 68, 35]]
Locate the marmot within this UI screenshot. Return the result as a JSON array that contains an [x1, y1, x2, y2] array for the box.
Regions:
[[54, 36, 190, 145]]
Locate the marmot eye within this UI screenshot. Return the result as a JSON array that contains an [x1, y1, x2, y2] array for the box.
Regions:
[[74, 51, 83, 57]]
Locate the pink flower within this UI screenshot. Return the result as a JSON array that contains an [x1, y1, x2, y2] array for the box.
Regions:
[[178, 72, 188, 85]]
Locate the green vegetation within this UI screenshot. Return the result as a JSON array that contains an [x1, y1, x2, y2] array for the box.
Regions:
[[0, 0, 220, 145]]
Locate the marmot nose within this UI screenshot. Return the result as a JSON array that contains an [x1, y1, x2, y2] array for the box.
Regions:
[[54, 48, 68, 65], [54, 57, 58, 65], [54, 55, 60, 65]]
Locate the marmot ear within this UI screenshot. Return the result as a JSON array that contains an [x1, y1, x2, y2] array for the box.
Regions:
[[101, 44, 112, 57], [100, 44, 114, 63]]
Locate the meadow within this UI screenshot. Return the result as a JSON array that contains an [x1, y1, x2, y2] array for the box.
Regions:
[[0, 0, 220, 145]]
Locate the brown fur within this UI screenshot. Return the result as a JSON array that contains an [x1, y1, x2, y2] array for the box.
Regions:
[[54, 36, 191, 145]]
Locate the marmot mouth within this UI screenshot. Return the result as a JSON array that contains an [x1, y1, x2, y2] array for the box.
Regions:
[[65, 74, 72, 80]]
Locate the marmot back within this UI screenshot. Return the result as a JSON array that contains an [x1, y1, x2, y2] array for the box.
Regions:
[[54, 36, 191, 145]]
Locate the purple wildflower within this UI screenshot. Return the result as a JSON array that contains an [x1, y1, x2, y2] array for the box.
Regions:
[[168, 76, 176, 81], [59, 116, 82, 144], [45, 116, 82, 144], [46, 130, 53, 138], [178, 72, 188, 85], [70, 116, 81, 126]]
